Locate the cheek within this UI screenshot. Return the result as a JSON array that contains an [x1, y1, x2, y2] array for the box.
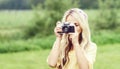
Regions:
[[76, 27, 81, 32]]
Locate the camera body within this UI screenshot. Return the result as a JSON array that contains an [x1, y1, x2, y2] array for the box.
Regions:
[[61, 22, 75, 33]]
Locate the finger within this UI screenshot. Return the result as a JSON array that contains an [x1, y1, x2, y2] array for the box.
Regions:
[[56, 21, 61, 26], [56, 27, 62, 30], [57, 29, 62, 32], [55, 28, 62, 33], [56, 21, 61, 24]]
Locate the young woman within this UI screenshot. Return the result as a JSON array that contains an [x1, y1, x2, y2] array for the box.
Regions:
[[47, 8, 97, 69]]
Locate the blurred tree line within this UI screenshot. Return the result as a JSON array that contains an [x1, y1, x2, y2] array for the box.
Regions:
[[0, 0, 43, 9], [0, 0, 99, 9]]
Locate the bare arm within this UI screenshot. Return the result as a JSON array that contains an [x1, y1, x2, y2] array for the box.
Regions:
[[47, 21, 62, 67], [47, 38, 61, 67], [73, 42, 89, 69]]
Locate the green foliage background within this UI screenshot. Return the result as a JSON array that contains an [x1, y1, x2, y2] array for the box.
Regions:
[[0, 0, 119, 53]]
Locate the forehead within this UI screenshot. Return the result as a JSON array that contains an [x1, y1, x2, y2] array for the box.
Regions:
[[66, 15, 78, 23]]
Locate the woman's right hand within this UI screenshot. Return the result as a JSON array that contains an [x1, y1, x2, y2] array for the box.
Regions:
[[54, 21, 62, 39]]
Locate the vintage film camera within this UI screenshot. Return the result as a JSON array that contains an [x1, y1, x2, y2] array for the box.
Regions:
[[60, 22, 75, 33]]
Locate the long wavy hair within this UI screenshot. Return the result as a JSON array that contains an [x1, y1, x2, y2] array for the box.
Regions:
[[57, 8, 91, 69]]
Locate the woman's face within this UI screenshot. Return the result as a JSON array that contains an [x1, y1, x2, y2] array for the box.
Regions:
[[66, 15, 82, 33], [66, 15, 82, 40]]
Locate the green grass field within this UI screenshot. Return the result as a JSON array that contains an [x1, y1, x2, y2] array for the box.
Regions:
[[0, 44, 119, 69]]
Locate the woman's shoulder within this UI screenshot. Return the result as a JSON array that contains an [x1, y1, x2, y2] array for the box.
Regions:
[[90, 42, 97, 49], [85, 42, 97, 52]]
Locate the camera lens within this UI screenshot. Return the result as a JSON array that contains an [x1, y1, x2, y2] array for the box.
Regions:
[[62, 26, 69, 33]]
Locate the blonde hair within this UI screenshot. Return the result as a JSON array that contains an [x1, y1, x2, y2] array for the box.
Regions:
[[58, 8, 92, 69]]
